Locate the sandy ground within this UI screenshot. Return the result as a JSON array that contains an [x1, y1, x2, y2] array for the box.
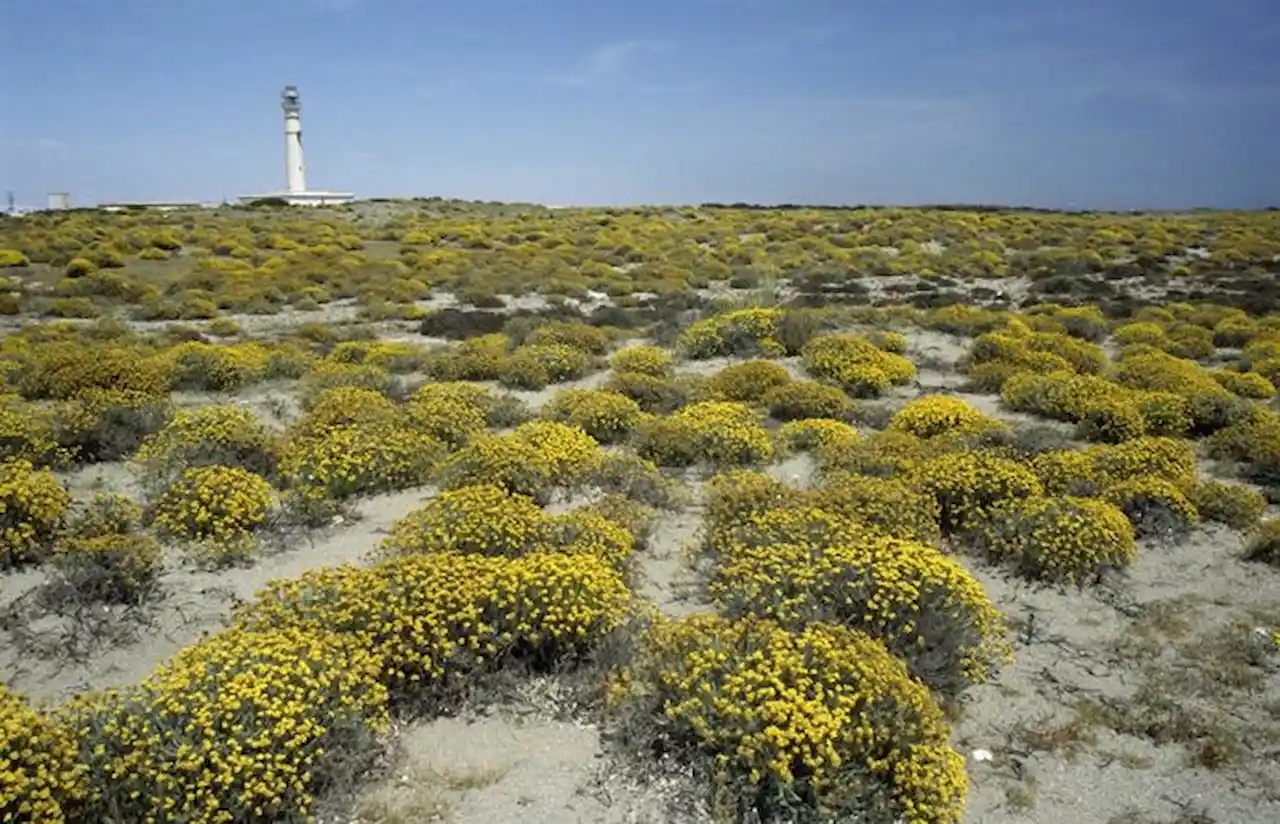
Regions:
[[5, 318, 1279, 824], [2, 485, 437, 703]]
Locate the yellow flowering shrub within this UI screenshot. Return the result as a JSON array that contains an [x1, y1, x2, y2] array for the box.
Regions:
[[1109, 349, 1230, 405], [1101, 476, 1199, 539], [46, 387, 174, 465], [1088, 436, 1196, 486], [762, 379, 856, 421], [0, 458, 71, 569], [812, 471, 943, 545], [541, 388, 643, 443], [706, 359, 793, 403], [1183, 478, 1266, 530], [281, 424, 444, 502], [1132, 390, 1193, 438], [509, 420, 600, 486], [604, 370, 710, 414], [150, 464, 275, 566], [50, 532, 164, 604], [497, 343, 593, 390], [817, 429, 928, 478], [1030, 449, 1102, 497], [776, 418, 860, 455], [888, 395, 1006, 439], [409, 379, 530, 430], [907, 452, 1043, 534], [802, 333, 917, 398], [1000, 370, 1130, 426], [66, 491, 143, 539], [1025, 331, 1107, 374], [63, 626, 389, 824], [291, 385, 401, 441], [0, 393, 62, 466], [608, 616, 967, 823], [1113, 321, 1168, 347], [968, 495, 1136, 584], [329, 339, 429, 373], [579, 450, 685, 510], [1244, 518, 1280, 566], [524, 320, 614, 354], [709, 535, 1009, 693], [234, 551, 633, 700], [298, 360, 398, 402], [1211, 368, 1276, 399], [1073, 397, 1148, 444], [422, 334, 508, 382], [609, 344, 673, 376], [379, 484, 547, 558], [541, 508, 636, 572], [163, 340, 270, 391], [679, 308, 786, 359], [438, 432, 558, 500], [402, 385, 488, 449], [0, 683, 86, 823], [634, 401, 774, 467], [703, 470, 807, 537], [867, 329, 909, 354], [132, 405, 280, 494], [11, 343, 174, 401]]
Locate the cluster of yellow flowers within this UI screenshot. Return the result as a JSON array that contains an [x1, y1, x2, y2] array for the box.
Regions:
[[1101, 476, 1200, 539], [762, 378, 856, 421], [150, 464, 275, 566], [496, 342, 594, 390], [706, 359, 793, 404], [280, 423, 444, 502], [906, 452, 1043, 534], [608, 616, 968, 823], [327, 339, 430, 373], [679, 308, 787, 359], [235, 550, 634, 696], [635, 400, 774, 467], [377, 483, 634, 571], [0, 458, 71, 568], [776, 418, 860, 455], [0, 682, 85, 823], [888, 395, 1007, 439], [438, 420, 601, 500], [812, 471, 944, 545], [1183, 477, 1266, 530], [1210, 368, 1276, 399], [298, 359, 397, 401], [802, 333, 917, 398], [0, 392, 63, 466], [962, 327, 1105, 392], [162, 340, 270, 391], [132, 404, 280, 493], [66, 492, 143, 539], [524, 320, 615, 355], [404, 382, 490, 448], [292, 385, 401, 440], [59, 626, 390, 824], [711, 524, 1008, 692], [9, 341, 174, 402], [608, 343, 674, 376], [541, 387, 644, 443], [968, 495, 1137, 584], [817, 429, 930, 478]]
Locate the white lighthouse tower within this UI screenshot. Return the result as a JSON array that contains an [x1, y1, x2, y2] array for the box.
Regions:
[[240, 85, 354, 207], [282, 86, 307, 194]]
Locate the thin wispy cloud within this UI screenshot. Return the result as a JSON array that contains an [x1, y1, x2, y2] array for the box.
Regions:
[[543, 40, 699, 93]]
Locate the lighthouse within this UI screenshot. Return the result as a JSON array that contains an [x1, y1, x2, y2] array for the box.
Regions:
[[282, 86, 307, 194], [240, 86, 354, 206]]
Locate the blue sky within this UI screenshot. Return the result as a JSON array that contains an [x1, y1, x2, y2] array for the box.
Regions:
[[5, 0, 1279, 209]]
